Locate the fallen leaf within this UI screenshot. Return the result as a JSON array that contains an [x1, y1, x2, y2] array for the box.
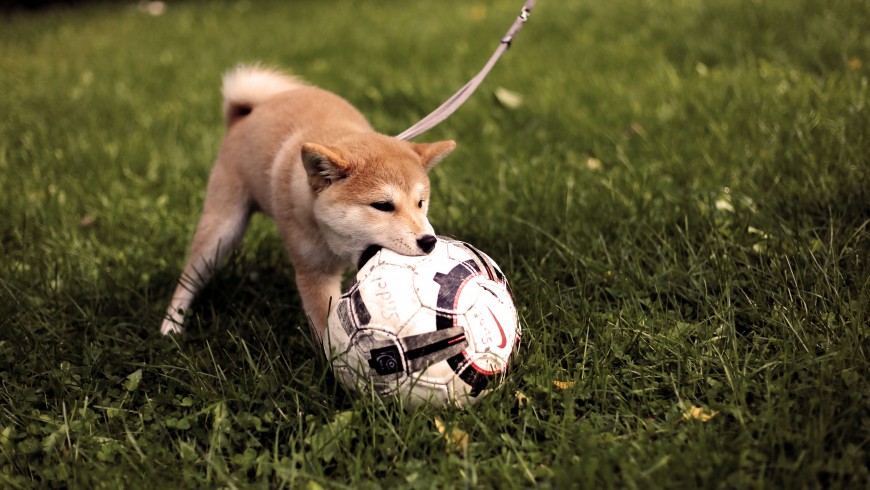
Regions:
[[468, 4, 487, 21], [434, 417, 468, 453], [747, 226, 768, 238], [494, 87, 523, 109], [138, 1, 166, 16], [306, 481, 325, 490], [79, 215, 96, 228], [715, 198, 734, 212], [1, 426, 14, 449], [553, 380, 575, 390], [305, 410, 354, 463], [627, 122, 647, 139], [124, 369, 143, 392], [682, 405, 718, 422]]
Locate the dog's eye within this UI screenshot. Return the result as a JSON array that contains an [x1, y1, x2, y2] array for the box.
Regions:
[[370, 201, 395, 212], [417, 200, 424, 209]]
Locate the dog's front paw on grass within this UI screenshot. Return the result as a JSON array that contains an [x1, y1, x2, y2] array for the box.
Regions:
[[159, 317, 184, 335]]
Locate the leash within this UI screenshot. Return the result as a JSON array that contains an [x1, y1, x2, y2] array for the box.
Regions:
[[396, 0, 537, 141]]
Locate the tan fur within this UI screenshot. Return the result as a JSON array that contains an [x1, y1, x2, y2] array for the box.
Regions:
[[161, 66, 455, 339]]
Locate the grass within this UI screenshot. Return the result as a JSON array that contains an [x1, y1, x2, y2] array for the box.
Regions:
[[1, 0, 868, 487]]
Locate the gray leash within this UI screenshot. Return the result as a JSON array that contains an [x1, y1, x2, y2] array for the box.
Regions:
[[396, 0, 537, 141]]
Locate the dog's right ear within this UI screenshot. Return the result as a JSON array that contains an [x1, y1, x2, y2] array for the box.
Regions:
[[412, 140, 456, 171], [302, 143, 350, 192]]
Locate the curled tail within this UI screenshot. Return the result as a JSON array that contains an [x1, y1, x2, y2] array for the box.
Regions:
[[221, 65, 306, 127]]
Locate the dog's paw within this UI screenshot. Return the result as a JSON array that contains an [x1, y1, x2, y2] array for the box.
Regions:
[[160, 317, 185, 335]]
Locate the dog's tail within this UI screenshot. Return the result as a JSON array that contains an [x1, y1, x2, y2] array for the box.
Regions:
[[221, 65, 306, 127]]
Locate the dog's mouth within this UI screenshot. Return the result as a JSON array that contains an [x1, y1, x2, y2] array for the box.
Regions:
[[356, 244, 383, 269]]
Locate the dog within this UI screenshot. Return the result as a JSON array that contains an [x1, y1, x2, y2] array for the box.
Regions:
[[160, 65, 455, 340]]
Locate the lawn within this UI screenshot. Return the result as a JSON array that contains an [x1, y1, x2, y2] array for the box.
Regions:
[[1, 0, 868, 488]]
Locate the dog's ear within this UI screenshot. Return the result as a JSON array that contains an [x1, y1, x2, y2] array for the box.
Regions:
[[302, 143, 350, 192], [412, 140, 456, 171]]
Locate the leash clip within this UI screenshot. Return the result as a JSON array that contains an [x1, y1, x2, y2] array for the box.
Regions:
[[396, 0, 536, 140], [502, 5, 533, 46]]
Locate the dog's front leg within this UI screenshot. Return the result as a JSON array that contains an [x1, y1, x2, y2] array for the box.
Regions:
[[295, 270, 342, 344]]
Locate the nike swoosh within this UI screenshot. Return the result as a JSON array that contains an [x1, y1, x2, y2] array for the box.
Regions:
[[486, 306, 508, 349]]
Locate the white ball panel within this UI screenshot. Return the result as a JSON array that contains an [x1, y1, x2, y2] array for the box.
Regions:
[[440, 237, 476, 262], [403, 377, 452, 408], [412, 259, 480, 314], [355, 264, 421, 329], [413, 357, 462, 385]]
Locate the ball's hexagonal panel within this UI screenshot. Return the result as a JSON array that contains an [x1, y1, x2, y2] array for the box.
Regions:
[[412, 256, 481, 315], [356, 264, 421, 329], [403, 376, 451, 408]]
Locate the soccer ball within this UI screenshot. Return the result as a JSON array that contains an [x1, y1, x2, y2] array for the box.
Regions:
[[323, 236, 520, 408]]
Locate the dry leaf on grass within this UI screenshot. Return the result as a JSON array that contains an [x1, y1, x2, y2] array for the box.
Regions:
[[553, 380, 576, 390], [682, 405, 718, 422], [434, 417, 469, 453], [494, 87, 523, 109]]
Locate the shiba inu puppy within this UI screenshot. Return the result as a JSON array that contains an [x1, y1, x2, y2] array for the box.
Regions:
[[160, 65, 455, 340]]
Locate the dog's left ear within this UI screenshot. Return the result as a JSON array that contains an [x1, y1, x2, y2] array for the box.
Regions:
[[302, 143, 351, 192], [412, 140, 456, 171]]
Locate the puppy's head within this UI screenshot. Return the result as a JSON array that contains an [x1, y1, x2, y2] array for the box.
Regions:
[[302, 133, 455, 265]]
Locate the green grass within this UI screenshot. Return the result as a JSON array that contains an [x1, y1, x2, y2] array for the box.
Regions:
[[1, 0, 869, 487]]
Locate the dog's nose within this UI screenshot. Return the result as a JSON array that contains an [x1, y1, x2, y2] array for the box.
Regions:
[[417, 235, 437, 254]]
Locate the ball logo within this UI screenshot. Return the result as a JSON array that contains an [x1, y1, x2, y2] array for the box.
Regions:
[[433, 259, 512, 396], [373, 277, 401, 321], [368, 345, 404, 375], [486, 306, 508, 349]]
